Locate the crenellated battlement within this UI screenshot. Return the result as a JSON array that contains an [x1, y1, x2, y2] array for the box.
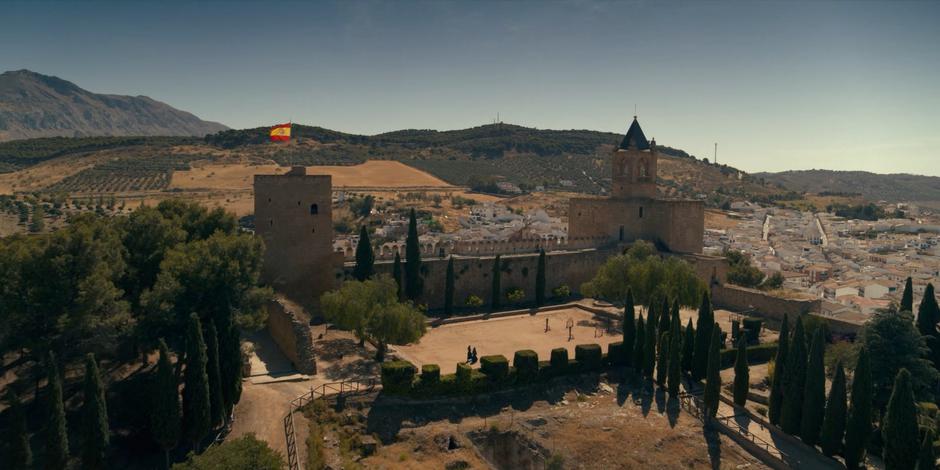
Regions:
[[335, 234, 613, 261]]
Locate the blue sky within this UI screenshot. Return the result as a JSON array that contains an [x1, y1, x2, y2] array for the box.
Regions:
[[2, 1, 938, 175]]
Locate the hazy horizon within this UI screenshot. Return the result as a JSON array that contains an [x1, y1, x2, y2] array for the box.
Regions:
[[2, 0, 938, 176]]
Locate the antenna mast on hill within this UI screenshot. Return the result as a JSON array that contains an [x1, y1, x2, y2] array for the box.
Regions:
[[714, 142, 718, 165]]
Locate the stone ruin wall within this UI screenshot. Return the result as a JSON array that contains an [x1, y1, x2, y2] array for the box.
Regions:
[[335, 235, 613, 262], [711, 283, 860, 336], [265, 296, 317, 375]]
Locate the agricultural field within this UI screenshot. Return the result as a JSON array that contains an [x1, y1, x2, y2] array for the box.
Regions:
[[48, 153, 204, 193]]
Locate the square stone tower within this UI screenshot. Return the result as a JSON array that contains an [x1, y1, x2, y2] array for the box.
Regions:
[[254, 166, 336, 306]]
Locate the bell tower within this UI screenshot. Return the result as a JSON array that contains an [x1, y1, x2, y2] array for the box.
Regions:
[[611, 116, 657, 199]]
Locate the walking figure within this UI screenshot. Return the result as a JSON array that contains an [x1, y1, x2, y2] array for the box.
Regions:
[[467, 345, 472, 364], [471, 347, 478, 364]]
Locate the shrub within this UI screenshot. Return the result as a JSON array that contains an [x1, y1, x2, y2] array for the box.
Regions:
[[742, 317, 763, 344], [607, 341, 626, 366], [421, 364, 440, 384], [380, 360, 416, 395], [552, 285, 571, 298], [513, 350, 539, 383], [719, 343, 778, 369], [575, 344, 602, 371], [456, 363, 472, 391], [465, 295, 483, 307], [506, 288, 525, 303], [550, 348, 569, 374], [480, 355, 509, 382], [172, 434, 284, 470]]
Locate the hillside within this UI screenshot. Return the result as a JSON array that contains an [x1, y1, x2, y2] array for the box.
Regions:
[[0, 122, 780, 207], [755, 170, 940, 202], [0, 70, 228, 141]]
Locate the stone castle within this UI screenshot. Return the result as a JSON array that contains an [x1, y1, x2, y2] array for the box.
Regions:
[[254, 117, 720, 309]]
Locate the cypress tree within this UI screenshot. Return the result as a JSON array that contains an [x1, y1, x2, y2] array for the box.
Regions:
[[800, 328, 826, 446], [667, 320, 681, 397], [768, 314, 790, 425], [681, 318, 694, 373], [692, 293, 714, 380], [352, 225, 374, 281], [219, 321, 242, 419], [780, 316, 807, 435], [152, 339, 180, 470], [882, 369, 919, 470], [45, 351, 69, 470], [646, 298, 658, 339], [204, 321, 225, 429], [656, 332, 669, 386], [490, 255, 501, 311], [844, 347, 873, 470], [404, 209, 423, 301], [81, 354, 110, 470], [915, 428, 936, 470], [392, 252, 403, 301], [5, 389, 32, 469], [704, 326, 721, 418], [535, 249, 546, 307], [820, 361, 847, 457], [901, 276, 914, 313], [733, 337, 749, 406], [622, 290, 636, 368], [633, 315, 646, 374], [182, 314, 210, 450], [644, 310, 657, 378], [444, 257, 455, 316], [658, 297, 671, 338], [916, 283, 939, 337]]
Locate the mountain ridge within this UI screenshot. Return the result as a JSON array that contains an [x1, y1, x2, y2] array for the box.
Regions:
[[0, 69, 228, 141]]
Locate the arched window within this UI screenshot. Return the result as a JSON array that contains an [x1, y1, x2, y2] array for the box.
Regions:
[[639, 207, 644, 218], [310, 203, 318, 215], [639, 160, 649, 178]]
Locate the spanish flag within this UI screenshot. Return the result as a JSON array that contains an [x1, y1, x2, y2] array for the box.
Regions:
[[270, 122, 291, 142]]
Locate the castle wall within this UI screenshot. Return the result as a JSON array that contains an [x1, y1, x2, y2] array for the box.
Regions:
[[265, 296, 317, 375], [568, 198, 704, 254], [343, 249, 615, 311], [254, 170, 336, 307]]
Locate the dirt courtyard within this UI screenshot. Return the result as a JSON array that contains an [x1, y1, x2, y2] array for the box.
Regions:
[[394, 307, 622, 374]]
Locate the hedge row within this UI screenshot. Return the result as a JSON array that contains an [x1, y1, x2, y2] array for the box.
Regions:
[[382, 342, 624, 398], [719, 342, 778, 369]]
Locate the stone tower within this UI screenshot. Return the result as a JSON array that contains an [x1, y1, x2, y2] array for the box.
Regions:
[[611, 116, 657, 199], [254, 166, 336, 306]]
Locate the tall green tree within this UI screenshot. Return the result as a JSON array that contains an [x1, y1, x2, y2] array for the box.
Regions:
[[622, 290, 636, 367], [404, 209, 423, 301], [692, 293, 714, 380], [535, 249, 546, 307], [780, 316, 807, 435], [844, 347, 873, 470], [681, 318, 694, 373], [658, 298, 672, 339], [656, 332, 669, 386], [800, 329, 827, 446], [667, 320, 681, 397], [81, 354, 110, 470], [901, 276, 914, 313], [768, 314, 790, 425], [733, 337, 749, 406], [915, 428, 936, 470], [916, 283, 938, 336], [444, 257, 455, 316], [182, 314, 210, 450], [820, 361, 847, 457], [704, 326, 721, 418], [392, 252, 403, 301], [644, 309, 657, 378], [152, 339, 181, 470], [204, 321, 225, 429], [633, 315, 646, 374], [5, 389, 32, 469], [218, 322, 242, 420], [46, 351, 69, 470], [861, 309, 939, 410], [352, 226, 375, 281], [882, 369, 919, 470], [490, 255, 501, 311]]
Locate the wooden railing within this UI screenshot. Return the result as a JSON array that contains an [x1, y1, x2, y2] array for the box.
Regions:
[[283, 379, 378, 470], [679, 391, 789, 465]]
